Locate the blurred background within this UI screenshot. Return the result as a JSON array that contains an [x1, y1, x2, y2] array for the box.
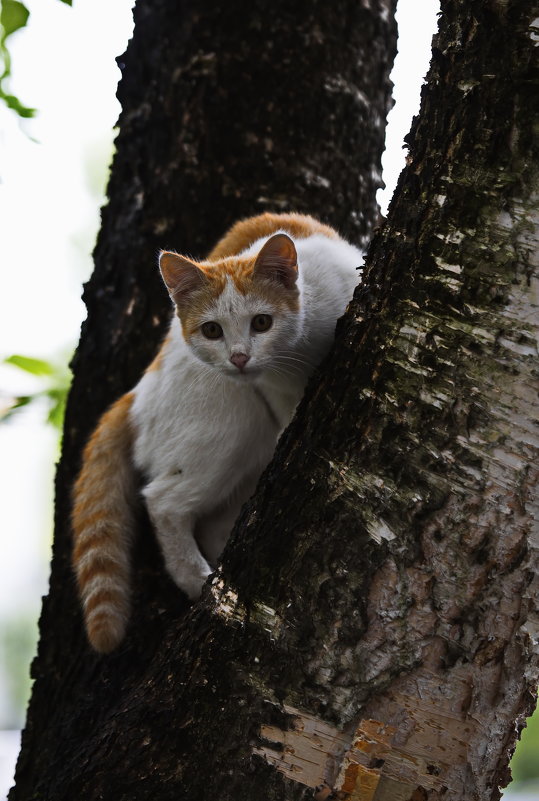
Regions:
[[0, 1, 536, 798]]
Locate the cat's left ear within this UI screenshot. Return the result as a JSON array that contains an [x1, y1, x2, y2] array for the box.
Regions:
[[253, 234, 298, 290], [159, 251, 207, 305]]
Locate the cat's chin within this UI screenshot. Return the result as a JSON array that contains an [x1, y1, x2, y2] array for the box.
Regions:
[[223, 366, 261, 381]]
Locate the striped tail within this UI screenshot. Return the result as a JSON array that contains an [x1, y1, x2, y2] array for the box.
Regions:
[[72, 392, 136, 653]]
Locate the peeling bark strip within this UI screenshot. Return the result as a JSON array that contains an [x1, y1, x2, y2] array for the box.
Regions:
[[253, 694, 474, 799], [254, 705, 350, 789], [253, 707, 402, 796]]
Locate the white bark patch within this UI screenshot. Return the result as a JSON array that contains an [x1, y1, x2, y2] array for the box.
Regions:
[[496, 334, 538, 358], [428, 273, 462, 292], [434, 256, 463, 274], [457, 79, 480, 95], [254, 704, 460, 798], [419, 388, 453, 409], [209, 573, 283, 638], [366, 518, 396, 543], [435, 228, 466, 245], [252, 601, 283, 638], [324, 75, 370, 109], [210, 574, 246, 623], [254, 704, 349, 789]]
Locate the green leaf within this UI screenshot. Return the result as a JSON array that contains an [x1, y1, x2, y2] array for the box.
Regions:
[[46, 392, 66, 430], [0, 0, 30, 40], [4, 354, 55, 376], [0, 87, 35, 116], [1, 350, 71, 432], [0, 0, 37, 119], [0, 394, 31, 422], [58, 0, 72, 5]]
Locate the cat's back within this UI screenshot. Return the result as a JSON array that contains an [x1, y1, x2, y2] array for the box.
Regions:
[[295, 232, 363, 318], [212, 211, 361, 285], [208, 212, 339, 260], [232, 214, 362, 299]]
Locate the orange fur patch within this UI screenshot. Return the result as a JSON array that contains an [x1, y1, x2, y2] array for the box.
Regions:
[[177, 273, 227, 339], [72, 392, 134, 589], [146, 333, 170, 373], [72, 526, 120, 563], [84, 586, 127, 615], [208, 212, 338, 259], [86, 612, 127, 654], [74, 392, 134, 470]]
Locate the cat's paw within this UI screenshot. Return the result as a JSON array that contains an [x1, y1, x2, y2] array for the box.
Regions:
[[166, 562, 213, 601], [160, 540, 213, 601], [182, 571, 212, 601]]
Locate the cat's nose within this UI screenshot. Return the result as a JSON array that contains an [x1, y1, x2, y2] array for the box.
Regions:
[[230, 352, 250, 371]]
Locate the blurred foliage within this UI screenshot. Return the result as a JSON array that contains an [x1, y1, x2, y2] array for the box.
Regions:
[[1, 353, 71, 431], [510, 701, 539, 785], [0, 0, 72, 118], [1, 611, 39, 728], [0, 0, 33, 116], [0, 353, 69, 730]]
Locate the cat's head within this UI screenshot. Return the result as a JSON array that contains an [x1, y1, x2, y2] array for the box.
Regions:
[[159, 233, 302, 380]]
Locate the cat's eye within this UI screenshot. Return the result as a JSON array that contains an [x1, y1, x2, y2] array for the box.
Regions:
[[251, 314, 273, 333], [201, 321, 223, 339]]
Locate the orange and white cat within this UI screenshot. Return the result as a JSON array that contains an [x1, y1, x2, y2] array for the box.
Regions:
[[72, 213, 363, 652]]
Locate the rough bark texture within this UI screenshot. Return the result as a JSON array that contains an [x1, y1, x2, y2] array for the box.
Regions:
[[11, 0, 539, 799], [224, 2, 539, 797], [10, 0, 396, 800]]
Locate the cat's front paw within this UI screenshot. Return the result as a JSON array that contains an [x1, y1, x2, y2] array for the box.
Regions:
[[166, 561, 212, 601], [181, 570, 212, 601], [154, 522, 214, 601]]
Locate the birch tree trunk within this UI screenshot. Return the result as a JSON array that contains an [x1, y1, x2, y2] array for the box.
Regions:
[[226, 2, 539, 797]]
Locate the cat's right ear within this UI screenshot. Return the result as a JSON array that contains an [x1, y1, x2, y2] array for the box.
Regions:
[[253, 234, 298, 290], [159, 252, 207, 306]]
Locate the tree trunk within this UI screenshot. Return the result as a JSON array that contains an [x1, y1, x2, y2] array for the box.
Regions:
[[12, 0, 539, 799], [9, 1, 397, 800]]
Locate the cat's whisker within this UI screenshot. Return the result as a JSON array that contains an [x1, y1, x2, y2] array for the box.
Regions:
[[270, 358, 311, 377], [180, 366, 216, 397], [265, 365, 299, 382], [275, 352, 317, 369]]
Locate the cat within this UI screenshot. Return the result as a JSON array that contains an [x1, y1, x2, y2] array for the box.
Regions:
[[72, 212, 363, 653]]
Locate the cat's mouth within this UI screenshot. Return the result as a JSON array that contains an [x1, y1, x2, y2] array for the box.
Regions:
[[224, 365, 261, 380]]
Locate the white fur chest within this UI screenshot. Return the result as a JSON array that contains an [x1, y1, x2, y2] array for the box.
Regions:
[[130, 329, 282, 496]]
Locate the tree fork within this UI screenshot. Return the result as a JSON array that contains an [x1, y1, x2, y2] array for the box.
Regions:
[[68, 1, 539, 798], [10, 1, 397, 800]]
